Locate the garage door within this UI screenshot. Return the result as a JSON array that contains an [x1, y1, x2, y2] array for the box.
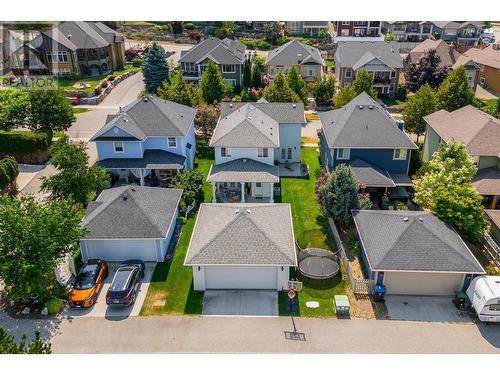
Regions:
[[83, 239, 158, 262], [384, 272, 464, 296], [205, 266, 278, 290]]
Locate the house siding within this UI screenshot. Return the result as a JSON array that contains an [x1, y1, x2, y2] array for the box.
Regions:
[[422, 124, 442, 161], [478, 156, 499, 170], [96, 140, 143, 159], [277, 123, 302, 163], [215, 146, 275, 166], [332, 148, 411, 174]]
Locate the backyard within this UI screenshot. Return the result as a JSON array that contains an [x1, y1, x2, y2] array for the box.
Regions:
[[140, 145, 214, 316]]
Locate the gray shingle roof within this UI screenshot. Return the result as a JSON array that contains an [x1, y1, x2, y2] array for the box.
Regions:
[[184, 203, 297, 266], [208, 158, 279, 183], [179, 37, 246, 65], [267, 40, 323, 66], [57, 21, 110, 49], [408, 39, 462, 67], [91, 96, 197, 141], [424, 105, 500, 156], [352, 210, 485, 273], [96, 149, 186, 170], [82, 186, 182, 239], [319, 92, 417, 149], [485, 209, 500, 230], [335, 41, 403, 69], [347, 158, 395, 188], [212, 102, 305, 148], [472, 167, 500, 196]]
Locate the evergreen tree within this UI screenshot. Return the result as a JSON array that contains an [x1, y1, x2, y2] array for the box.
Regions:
[[309, 75, 336, 106], [142, 42, 170, 93], [243, 59, 252, 88], [403, 83, 437, 142], [199, 61, 227, 104], [351, 68, 376, 98], [251, 63, 262, 88], [404, 49, 450, 92], [333, 85, 356, 108], [263, 71, 300, 103], [436, 66, 474, 112], [286, 65, 308, 105], [157, 73, 200, 107]]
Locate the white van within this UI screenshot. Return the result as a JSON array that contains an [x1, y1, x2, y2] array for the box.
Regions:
[[466, 276, 500, 323]]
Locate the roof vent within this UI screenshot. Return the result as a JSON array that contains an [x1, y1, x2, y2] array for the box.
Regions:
[[403, 217, 409, 222], [418, 217, 424, 222], [368, 105, 373, 109], [119, 106, 122, 112], [122, 194, 128, 201], [246, 209, 252, 214], [292, 103, 297, 108], [235, 209, 240, 214], [143, 96, 149, 102], [242, 158, 247, 162], [67, 33, 72, 40], [131, 188, 136, 192], [229, 103, 233, 108], [359, 105, 364, 109]]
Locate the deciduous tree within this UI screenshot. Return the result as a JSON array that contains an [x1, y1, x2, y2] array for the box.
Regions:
[[195, 103, 220, 143], [0, 328, 51, 354], [403, 83, 437, 142], [0, 89, 30, 131], [286, 65, 308, 105], [351, 68, 377, 99], [157, 73, 200, 107], [333, 85, 356, 108], [263, 71, 300, 103], [172, 169, 205, 211], [436, 66, 474, 112], [309, 75, 336, 106], [404, 49, 450, 92]]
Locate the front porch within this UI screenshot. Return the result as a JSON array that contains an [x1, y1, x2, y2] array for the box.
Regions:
[[107, 167, 180, 188], [210, 181, 275, 203]]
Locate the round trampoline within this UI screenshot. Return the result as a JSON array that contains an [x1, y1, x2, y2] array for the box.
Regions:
[[297, 248, 340, 280]]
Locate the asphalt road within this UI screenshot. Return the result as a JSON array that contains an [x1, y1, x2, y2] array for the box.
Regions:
[[1, 311, 499, 354]]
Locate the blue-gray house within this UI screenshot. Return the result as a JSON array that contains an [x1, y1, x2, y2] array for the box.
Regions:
[[91, 96, 197, 187], [319, 92, 417, 198]]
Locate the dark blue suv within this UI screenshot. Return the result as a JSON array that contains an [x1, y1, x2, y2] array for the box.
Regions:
[[105, 260, 145, 307]]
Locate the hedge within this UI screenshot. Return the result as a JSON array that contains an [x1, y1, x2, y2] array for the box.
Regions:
[[0, 131, 51, 163], [0, 156, 19, 190]]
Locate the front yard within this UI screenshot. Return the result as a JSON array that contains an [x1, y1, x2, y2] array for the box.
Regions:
[[58, 65, 138, 93], [140, 145, 214, 316]]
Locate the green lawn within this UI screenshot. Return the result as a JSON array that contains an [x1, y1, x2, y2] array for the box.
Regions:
[[140, 144, 214, 316], [58, 65, 138, 92], [73, 107, 89, 114], [381, 97, 407, 106], [324, 58, 335, 68], [279, 147, 346, 317]]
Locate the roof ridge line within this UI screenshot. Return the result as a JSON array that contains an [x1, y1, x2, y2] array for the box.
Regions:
[[149, 97, 184, 135]]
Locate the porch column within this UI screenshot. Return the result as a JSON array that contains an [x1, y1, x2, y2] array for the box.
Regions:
[[211, 182, 216, 203], [241, 182, 245, 203], [491, 195, 498, 209], [269, 183, 274, 203], [139, 170, 145, 186]]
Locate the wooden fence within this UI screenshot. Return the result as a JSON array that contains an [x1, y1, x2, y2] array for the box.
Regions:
[[328, 217, 375, 295]]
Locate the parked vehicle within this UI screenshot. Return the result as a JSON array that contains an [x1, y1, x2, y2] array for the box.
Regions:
[[466, 276, 500, 323], [69, 259, 108, 308], [105, 260, 145, 307]]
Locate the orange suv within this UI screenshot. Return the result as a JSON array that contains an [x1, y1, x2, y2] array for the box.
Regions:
[[69, 259, 108, 308]]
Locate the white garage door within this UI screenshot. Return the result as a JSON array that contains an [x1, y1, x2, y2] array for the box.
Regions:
[[384, 272, 464, 296], [83, 239, 158, 262], [205, 266, 278, 290]]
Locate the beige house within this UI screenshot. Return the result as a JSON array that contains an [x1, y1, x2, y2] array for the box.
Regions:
[[266, 40, 324, 82], [423, 105, 500, 209], [462, 44, 500, 95]]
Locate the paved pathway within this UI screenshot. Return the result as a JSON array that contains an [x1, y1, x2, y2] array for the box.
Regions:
[[1, 312, 499, 354]]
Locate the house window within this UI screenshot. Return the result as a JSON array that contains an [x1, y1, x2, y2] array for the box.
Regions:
[[337, 148, 350, 160], [113, 141, 124, 153], [287, 148, 292, 160], [183, 62, 195, 72], [341, 22, 350, 26], [281, 148, 286, 159], [345, 69, 352, 78], [256, 182, 262, 188], [258, 148, 268, 158], [221, 147, 231, 157], [390, 70, 396, 78], [167, 137, 177, 148], [222, 64, 235, 73], [393, 149, 407, 160]]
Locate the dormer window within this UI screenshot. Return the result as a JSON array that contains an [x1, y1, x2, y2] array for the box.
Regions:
[[168, 137, 177, 148], [113, 141, 124, 153], [393, 149, 407, 160], [222, 64, 235, 73]]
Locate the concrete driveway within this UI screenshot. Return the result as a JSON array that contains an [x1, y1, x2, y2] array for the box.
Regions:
[[203, 290, 278, 316], [385, 295, 471, 323], [64, 263, 154, 320]]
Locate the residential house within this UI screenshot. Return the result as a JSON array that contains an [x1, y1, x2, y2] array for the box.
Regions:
[[461, 44, 500, 94], [333, 21, 384, 42], [319, 92, 417, 200], [80, 186, 182, 262], [91, 96, 197, 187], [34, 21, 125, 77], [178, 37, 246, 87], [423, 105, 500, 209], [285, 21, 330, 37], [352, 210, 485, 295], [184, 203, 297, 291], [334, 41, 403, 96], [266, 40, 324, 82], [382, 21, 482, 48], [208, 102, 306, 203], [407, 39, 480, 90]]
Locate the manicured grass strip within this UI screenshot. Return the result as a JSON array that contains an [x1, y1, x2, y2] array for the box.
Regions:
[[73, 108, 90, 114]]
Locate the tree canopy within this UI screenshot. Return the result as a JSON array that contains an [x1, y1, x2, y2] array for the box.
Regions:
[[0, 89, 30, 131], [195, 103, 220, 143], [309, 75, 336, 106], [286, 65, 308, 105], [404, 49, 450, 92], [402, 83, 437, 142], [0, 328, 51, 354], [263, 70, 300, 103], [157, 73, 200, 107], [41, 136, 109, 206], [172, 169, 205, 212], [333, 85, 356, 109], [199, 61, 227, 104], [243, 59, 252, 88], [251, 63, 262, 88], [142, 42, 170, 93], [351, 68, 377, 99], [436, 66, 474, 112]]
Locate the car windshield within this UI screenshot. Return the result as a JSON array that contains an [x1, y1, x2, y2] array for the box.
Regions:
[[109, 268, 133, 292], [74, 264, 99, 290]]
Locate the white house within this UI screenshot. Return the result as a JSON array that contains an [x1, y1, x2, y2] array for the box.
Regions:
[[80, 186, 182, 262], [184, 203, 297, 291], [208, 102, 305, 203]]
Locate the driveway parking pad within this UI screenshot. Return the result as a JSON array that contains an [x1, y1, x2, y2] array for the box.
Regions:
[[203, 290, 278, 316]]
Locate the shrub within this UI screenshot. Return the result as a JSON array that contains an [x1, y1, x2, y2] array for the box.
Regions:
[[107, 75, 115, 82], [184, 22, 195, 30], [100, 81, 109, 88], [131, 57, 143, 67], [240, 38, 257, 49], [257, 40, 272, 50], [70, 98, 79, 106], [45, 297, 65, 315], [275, 37, 286, 46], [347, 234, 361, 258], [0, 156, 19, 191], [486, 264, 500, 276], [395, 84, 408, 101], [188, 31, 203, 42], [125, 47, 140, 60], [94, 87, 102, 95], [0, 131, 51, 163]]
